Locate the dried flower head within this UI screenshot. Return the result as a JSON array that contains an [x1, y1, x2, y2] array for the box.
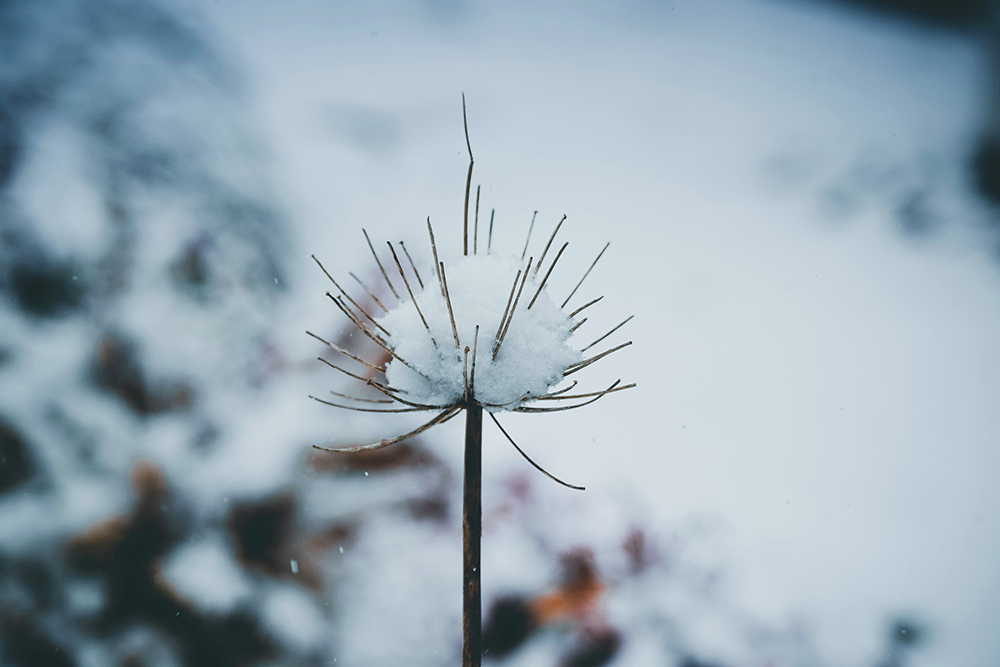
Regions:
[[308, 98, 634, 489]]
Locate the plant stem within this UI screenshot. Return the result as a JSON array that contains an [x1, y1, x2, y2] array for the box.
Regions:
[[463, 404, 483, 667]]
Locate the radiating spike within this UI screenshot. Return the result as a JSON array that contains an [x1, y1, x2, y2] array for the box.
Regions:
[[399, 241, 424, 289], [310, 395, 432, 413], [569, 317, 588, 333], [427, 217, 444, 297], [326, 293, 388, 348], [328, 294, 429, 379], [349, 272, 389, 313], [475, 391, 532, 409], [494, 257, 532, 360], [581, 315, 634, 352], [313, 259, 392, 337], [534, 215, 566, 276], [493, 268, 522, 347], [361, 378, 445, 409], [463, 95, 474, 256], [328, 390, 393, 404], [488, 209, 495, 253], [527, 241, 568, 310], [462, 345, 470, 399], [473, 185, 480, 255], [351, 375, 448, 408], [545, 381, 578, 397], [317, 356, 381, 386], [488, 413, 585, 490], [388, 242, 437, 348], [476, 385, 575, 409], [536, 382, 635, 401], [313, 408, 461, 453], [569, 295, 603, 318], [521, 211, 537, 260], [469, 326, 479, 397], [439, 262, 461, 350], [564, 341, 632, 376], [363, 228, 400, 300], [516, 380, 625, 412], [562, 242, 609, 309], [306, 330, 385, 372]]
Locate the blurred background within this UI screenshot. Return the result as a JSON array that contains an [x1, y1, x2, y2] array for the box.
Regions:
[[1, 0, 999, 665]]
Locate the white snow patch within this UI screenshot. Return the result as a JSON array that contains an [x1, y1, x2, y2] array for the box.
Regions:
[[379, 253, 579, 408], [161, 536, 252, 614], [336, 515, 460, 666], [11, 123, 111, 259], [65, 579, 105, 616], [261, 584, 328, 652]]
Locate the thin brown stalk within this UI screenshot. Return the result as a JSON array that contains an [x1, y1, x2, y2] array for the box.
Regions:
[[561, 242, 609, 309], [581, 315, 634, 352], [527, 242, 568, 310], [564, 341, 633, 376], [488, 413, 585, 490], [570, 318, 588, 333], [439, 262, 461, 350], [462, 403, 483, 667], [569, 295, 603, 318], [534, 215, 566, 276], [494, 257, 532, 360], [388, 242, 438, 347], [363, 228, 401, 300], [312, 255, 391, 335], [306, 330, 385, 373], [349, 272, 389, 313], [399, 241, 424, 289], [309, 395, 432, 413], [521, 211, 537, 261], [313, 407, 460, 453]]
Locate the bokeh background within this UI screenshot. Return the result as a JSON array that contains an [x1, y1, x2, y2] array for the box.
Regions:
[[2, 0, 999, 665]]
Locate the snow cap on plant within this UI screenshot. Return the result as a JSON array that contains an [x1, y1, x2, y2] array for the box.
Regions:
[[308, 98, 634, 488]]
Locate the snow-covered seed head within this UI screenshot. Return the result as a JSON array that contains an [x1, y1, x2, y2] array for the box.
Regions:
[[309, 101, 634, 463], [381, 251, 578, 410]]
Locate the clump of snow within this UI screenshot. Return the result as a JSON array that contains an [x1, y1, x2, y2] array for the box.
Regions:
[[379, 253, 580, 409]]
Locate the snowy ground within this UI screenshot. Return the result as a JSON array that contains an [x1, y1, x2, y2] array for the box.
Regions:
[[189, 0, 999, 663], [2, 0, 999, 665]]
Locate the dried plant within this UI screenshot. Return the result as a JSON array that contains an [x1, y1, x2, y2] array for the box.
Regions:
[[309, 96, 633, 667]]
